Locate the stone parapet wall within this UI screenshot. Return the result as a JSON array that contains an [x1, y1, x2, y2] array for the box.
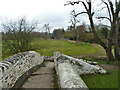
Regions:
[[0, 51, 44, 89], [58, 63, 88, 88], [54, 51, 106, 88], [63, 54, 106, 75]]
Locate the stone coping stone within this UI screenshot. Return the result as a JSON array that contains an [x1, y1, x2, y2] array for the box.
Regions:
[[58, 63, 88, 88]]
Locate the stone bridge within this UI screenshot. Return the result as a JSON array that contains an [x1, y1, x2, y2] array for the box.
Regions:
[[0, 51, 106, 89]]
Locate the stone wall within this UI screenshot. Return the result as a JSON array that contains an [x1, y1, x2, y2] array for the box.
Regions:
[[54, 51, 106, 88], [0, 51, 44, 89]]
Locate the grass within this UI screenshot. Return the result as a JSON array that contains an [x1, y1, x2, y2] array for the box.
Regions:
[[30, 38, 105, 57], [2, 43, 14, 61], [81, 69, 119, 89], [2, 38, 105, 60], [80, 55, 119, 89]]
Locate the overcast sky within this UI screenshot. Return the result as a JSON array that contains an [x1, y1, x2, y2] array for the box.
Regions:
[[0, 0, 110, 32]]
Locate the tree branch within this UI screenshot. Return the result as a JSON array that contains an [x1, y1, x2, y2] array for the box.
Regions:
[[101, 0, 112, 23], [81, 1, 88, 12], [96, 17, 111, 22], [75, 12, 87, 17], [108, 0, 114, 16], [64, 1, 80, 6], [97, 6, 106, 12], [100, 24, 111, 28]]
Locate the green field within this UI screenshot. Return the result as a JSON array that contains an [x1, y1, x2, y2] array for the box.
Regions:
[[2, 39, 119, 88], [2, 39, 106, 60], [31, 39, 106, 56]]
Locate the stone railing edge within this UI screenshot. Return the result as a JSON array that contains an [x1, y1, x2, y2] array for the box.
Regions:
[[0, 51, 44, 89], [54, 51, 107, 88], [54, 51, 88, 88]]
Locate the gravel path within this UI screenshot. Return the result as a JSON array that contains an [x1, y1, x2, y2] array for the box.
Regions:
[[22, 61, 55, 88]]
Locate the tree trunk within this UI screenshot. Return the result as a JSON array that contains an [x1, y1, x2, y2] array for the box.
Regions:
[[76, 28, 79, 43], [107, 40, 115, 61], [114, 19, 120, 60], [104, 46, 114, 62], [114, 35, 120, 60], [89, 15, 115, 61], [107, 24, 115, 61], [89, 16, 107, 49]]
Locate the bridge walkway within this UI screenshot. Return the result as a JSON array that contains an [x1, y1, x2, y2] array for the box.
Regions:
[[22, 61, 55, 88]]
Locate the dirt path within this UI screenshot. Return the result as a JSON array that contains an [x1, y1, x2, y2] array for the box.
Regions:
[[99, 64, 120, 70], [22, 61, 55, 88]]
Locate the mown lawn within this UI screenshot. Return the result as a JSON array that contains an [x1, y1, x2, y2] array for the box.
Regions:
[[2, 39, 106, 60], [81, 57, 119, 89], [31, 39, 105, 56], [81, 69, 119, 89]]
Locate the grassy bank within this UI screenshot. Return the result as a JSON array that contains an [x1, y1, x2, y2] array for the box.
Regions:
[[31, 39, 106, 56], [1, 38, 106, 60]]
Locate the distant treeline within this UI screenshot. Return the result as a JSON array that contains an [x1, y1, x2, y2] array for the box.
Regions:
[[2, 24, 120, 46]]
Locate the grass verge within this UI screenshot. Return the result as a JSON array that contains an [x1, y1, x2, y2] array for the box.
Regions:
[[81, 69, 119, 89]]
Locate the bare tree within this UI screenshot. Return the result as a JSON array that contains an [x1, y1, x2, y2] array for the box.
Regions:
[[65, 0, 120, 61], [2, 17, 38, 54], [99, 0, 120, 60], [43, 23, 51, 39], [69, 9, 79, 43]]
